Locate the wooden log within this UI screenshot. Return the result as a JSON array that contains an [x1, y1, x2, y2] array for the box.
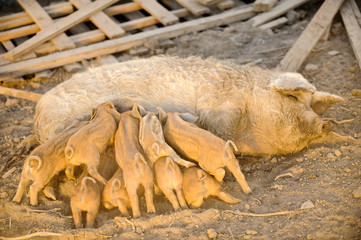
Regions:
[[70, 0, 126, 39], [250, 0, 309, 27], [0, 2, 141, 43], [278, 0, 345, 72], [0, 6, 255, 80], [253, 0, 278, 12], [133, 0, 179, 25], [258, 16, 288, 30], [0, 86, 42, 101], [18, 0, 76, 51], [0, 2, 73, 31], [175, 0, 210, 16], [3, 0, 120, 60], [340, 0, 361, 70]]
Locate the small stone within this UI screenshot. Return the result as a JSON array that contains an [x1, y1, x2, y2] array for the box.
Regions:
[[13, 137, 20, 143], [144, 39, 160, 50], [0, 192, 9, 199], [353, 187, 361, 198], [244, 204, 250, 210], [352, 89, 361, 96], [330, 22, 343, 36], [296, 157, 304, 162], [308, 174, 317, 179], [349, 67, 357, 73], [328, 50, 340, 56], [245, 230, 258, 235], [207, 229, 217, 239], [305, 63, 319, 71], [270, 157, 278, 163], [5, 98, 19, 107], [344, 168, 351, 173], [334, 150, 342, 157], [326, 153, 336, 160], [301, 200, 315, 209], [286, 10, 301, 25]]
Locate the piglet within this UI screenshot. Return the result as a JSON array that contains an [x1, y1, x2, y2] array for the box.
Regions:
[[115, 104, 155, 218], [158, 107, 251, 194], [65, 102, 120, 185], [183, 167, 240, 208], [12, 121, 87, 206], [102, 168, 131, 217], [154, 156, 188, 210], [70, 146, 117, 228]]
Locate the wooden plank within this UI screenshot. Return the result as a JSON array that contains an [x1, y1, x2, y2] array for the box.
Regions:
[[250, 0, 309, 27], [0, 6, 255, 79], [349, 0, 361, 26], [340, 0, 361, 70], [258, 16, 288, 30], [0, 2, 73, 31], [18, 0, 76, 51], [253, 0, 278, 12], [0, 2, 141, 43], [1, 39, 36, 61], [70, 0, 125, 39], [196, 0, 223, 5], [0, 86, 42, 101], [278, 0, 345, 72], [3, 0, 120, 60], [175, 0, 210, 16], [133, 0, 179, 26], [217, 0, 235, 10]]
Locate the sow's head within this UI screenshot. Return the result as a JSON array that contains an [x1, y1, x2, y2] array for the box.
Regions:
[[233, 71, 344, 156]]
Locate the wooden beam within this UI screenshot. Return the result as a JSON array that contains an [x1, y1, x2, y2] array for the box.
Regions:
[[253, 0, 278, 12], [133, 0, 179, 26], [278, 0, 344, 72], [0, 6, 255, 79], [70, 0, 125, 39], [258, 16, 288, 30], [349, 0, 361, 26], [250, 0, 309, 27], [340, 0, 361, 70], [0, 86, 42, 101], [18, 0, 76, 51], [196, 0, 223, 5], [217, 0, 235, 10], [3, 0, 120, 60], [175, 0, 210, 16]]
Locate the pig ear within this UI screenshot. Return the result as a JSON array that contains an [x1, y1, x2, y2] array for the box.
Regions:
[[106, 101, 115, 109], [166, 157, 176, 167], [152, 143, 160, 156], [112, 178, 122, 191], [90, 108, 97, 120], [197, 169, 207, 181], [178, 113, 198, 123], [271, 72, 316, 95], [157, 107, 168, 125], [311, 91, 344, 115], [28, 156, 42, 170], [131, 103, 142, 120]]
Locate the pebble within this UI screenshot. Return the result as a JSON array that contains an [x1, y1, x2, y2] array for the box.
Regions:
[[244, 204, 250, 210], [353, 187, 361, 198], [0, 192, 8, 199], [352, 89, 361, 96], [301, 200, 315, 209], [328, 50, 340, 56], [270, 157, 278, 163], [207, 228, 217, 239], [304, 63, 319, 71], [13, 137, 20, 143], [334, 150, 342, 157], [5, 98, 20, 107], [349, 67, 357, 73], [326, 153, 336, 160], [245, 230, 258, 235], [296, 157, 304, 162]]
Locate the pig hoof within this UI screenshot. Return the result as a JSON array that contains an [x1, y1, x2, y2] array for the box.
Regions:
[[243, 187, 252, 195]]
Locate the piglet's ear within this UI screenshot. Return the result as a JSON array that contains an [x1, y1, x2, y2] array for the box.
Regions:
[[112, 178, 122, 191], [90, 108, 97, 120], [157, 107, 168, 125], [271, 72, 316, 94], [131, 103, 142, 120], [311, 91, 344, 115], [197, 169, 207, 181]]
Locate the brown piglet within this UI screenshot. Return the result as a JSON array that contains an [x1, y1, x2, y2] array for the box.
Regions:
[[12, 121, 87, 206], [158, 107, 251, 194], [102, 168, 131, 217], [70, 146, 117, 228], [65, 102, 120, 185], [115, 104, 155, 218], [182, 167, 240, 208]]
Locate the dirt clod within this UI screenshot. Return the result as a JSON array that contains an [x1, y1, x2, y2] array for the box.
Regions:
[[207, 228, 217, 239]]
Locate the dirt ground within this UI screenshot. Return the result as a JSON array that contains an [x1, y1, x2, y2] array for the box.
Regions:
[[1, 2, 361, 240]]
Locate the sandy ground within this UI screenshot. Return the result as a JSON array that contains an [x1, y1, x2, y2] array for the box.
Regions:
[[1, 2, 361, 240]]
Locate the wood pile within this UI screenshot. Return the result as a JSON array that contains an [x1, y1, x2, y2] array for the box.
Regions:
[[0, 0, 360, 101]]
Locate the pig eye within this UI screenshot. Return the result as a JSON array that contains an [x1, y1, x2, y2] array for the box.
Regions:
[[287, 95, 298, 101]]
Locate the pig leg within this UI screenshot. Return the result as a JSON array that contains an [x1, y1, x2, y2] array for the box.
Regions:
[[216, 190, 241, 204], [70, 200, 83, 229], [144, 184, 155, 214], [12, 174, 30, 203], [29, 177, 51, 206], [116, 199, 130, 217], [88, 164, 107, 185], [226, 162, 252, 194], [127, 186, 141, 218], [175, 187, 188, 209], [161, 188, 180, 210], [85, 207, 99, 228]]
